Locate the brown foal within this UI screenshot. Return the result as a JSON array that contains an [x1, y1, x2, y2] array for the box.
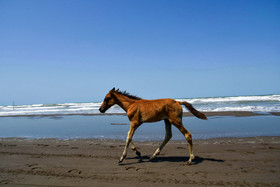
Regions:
[[99, 88, 207, 164]]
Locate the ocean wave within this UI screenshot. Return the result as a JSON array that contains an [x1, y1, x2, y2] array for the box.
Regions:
[[0, 95, 279, 116], [198, 105, 280, 112], [177, 95, 280, 104]]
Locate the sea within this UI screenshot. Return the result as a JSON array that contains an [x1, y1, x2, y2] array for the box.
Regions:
[[0, 95, 279, 141]]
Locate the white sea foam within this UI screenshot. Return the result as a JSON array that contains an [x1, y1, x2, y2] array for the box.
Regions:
[[0, 95, 279, 116], [176, 95, 280, 104], [0, 102, 108, 116]]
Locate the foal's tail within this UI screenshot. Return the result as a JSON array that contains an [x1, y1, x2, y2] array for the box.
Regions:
[[179, 102, 208, 120]]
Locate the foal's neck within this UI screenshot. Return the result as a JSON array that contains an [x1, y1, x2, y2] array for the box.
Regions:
[[114, 93, 135, 112]]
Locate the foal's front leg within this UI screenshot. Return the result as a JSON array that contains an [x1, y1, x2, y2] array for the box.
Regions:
[[119, 122, 139, 163]]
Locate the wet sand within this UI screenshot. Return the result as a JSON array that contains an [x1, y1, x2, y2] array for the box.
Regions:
[[1, 110, 279, 118], [1, 136, 280, 186]]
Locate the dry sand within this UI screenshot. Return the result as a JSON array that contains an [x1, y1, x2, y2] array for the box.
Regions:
[[0, 136, 280, 186]]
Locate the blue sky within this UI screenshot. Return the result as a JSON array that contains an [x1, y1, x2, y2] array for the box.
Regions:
[[0, 0, 279, 105]]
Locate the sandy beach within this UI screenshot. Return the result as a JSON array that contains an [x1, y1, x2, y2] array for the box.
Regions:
[[1, 136, 279, 186]]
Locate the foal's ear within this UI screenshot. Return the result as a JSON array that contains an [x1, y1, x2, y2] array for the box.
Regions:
[[116, 88, 119, 92], [110, 87, 115, 93]]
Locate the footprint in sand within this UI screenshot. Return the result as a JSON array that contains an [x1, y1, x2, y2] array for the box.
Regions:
[[26, 163, 42, 171], [136, 168, 146, 171], [31, 155, 42, 158], [125, 166, 136, 170], [243, 151, 255, 155], [226, 149, 236, 152], [0, 180, 10, 184], [125, 167, 146, 171], [57, 144, 69, 147], [26, 163, 38, 167], [31, 167, 42, 171], [35, 144, 49, 147], [176, 146, 186, 149], [68, 169, 82, 174]]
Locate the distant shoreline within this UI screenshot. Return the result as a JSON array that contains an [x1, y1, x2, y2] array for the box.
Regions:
[[0, 111, 279, 118]]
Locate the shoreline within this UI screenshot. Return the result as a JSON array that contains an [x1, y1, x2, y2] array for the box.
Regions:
[[0, 135, 280, 143], [1, 136, 279, 186], [0, 111, 279, 118]]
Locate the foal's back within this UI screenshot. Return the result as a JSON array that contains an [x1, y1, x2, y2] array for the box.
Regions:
[[127, 98, 182, 123]]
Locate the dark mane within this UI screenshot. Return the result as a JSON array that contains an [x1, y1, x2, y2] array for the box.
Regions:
[[117, 90, 142, 100]]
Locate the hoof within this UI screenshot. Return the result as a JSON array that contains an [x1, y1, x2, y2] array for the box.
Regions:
[[150, 149, 160, 161], [149, 155, 156, 161], [118, 155, 126, 163], [136, 151, 141, 157], [187, 155, 195, 165], [118, 159, 123, 163]]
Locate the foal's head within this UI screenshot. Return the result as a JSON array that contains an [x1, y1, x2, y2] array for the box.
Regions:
[[99, 87, 118, 113]]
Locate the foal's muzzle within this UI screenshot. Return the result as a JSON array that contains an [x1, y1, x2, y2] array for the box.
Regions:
[[99, 107, 105, 113], [99, 105, 108, 113]]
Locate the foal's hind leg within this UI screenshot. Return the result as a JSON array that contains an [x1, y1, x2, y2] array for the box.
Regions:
[[172, 119, 195, 164], [150, 119, 172, 160], [130, 141, 141, 157]]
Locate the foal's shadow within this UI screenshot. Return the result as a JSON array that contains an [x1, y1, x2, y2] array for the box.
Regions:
[[119, 156, 224, 166]]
